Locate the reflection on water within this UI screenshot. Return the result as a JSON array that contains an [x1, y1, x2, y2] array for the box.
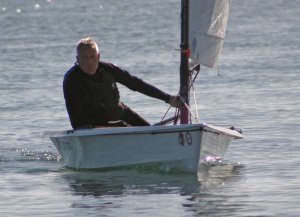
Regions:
[[60, 163, 245, 216], [62, 170, 197, 196], [198, 162, 244, 188], [190, 164, 248, 216], [61, 163, 244, 195]]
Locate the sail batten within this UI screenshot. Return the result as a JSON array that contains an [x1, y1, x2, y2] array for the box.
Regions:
[[189, 0, 231, 68]]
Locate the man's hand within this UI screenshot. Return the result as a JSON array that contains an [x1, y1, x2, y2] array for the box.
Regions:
[[168, 96, 181, 108]]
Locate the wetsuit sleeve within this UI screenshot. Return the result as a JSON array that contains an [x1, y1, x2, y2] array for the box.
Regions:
[[105, 63, 172, 103]]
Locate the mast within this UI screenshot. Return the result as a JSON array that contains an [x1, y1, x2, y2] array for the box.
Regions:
[[179, 0, 190, 124]]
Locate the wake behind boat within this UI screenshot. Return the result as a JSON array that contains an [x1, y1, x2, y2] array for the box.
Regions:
[[47, 0, 244, 173]]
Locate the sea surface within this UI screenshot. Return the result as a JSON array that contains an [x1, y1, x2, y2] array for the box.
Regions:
[[1, 0, 299, 216]]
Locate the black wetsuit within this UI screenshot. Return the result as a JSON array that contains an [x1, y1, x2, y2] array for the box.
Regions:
[[63, 61, 172, 129]]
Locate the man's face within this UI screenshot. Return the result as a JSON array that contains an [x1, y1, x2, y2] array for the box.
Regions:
[[77, 46, 100, 75]]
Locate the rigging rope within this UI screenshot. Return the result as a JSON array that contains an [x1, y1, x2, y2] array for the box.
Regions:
[[159, 64, 201, 125]]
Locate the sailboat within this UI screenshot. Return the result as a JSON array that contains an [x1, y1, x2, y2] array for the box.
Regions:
[[47, 0, 243, 173]]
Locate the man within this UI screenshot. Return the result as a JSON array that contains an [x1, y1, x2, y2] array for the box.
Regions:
[[63, 37, 180, 129]]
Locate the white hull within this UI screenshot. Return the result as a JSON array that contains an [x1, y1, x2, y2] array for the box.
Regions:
[[48, 123, 243, 173]]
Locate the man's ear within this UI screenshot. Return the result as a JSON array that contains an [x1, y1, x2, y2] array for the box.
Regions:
[[76, 56, 79, 62]]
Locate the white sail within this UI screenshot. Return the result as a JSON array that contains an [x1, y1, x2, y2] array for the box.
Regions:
[[189, 0, 230, 68]]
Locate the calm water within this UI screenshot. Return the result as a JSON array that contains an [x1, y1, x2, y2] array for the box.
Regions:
[[1, 0, 300, 216]]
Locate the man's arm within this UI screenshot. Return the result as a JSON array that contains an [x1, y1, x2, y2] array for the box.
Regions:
[[103, 62, 172, 103]]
